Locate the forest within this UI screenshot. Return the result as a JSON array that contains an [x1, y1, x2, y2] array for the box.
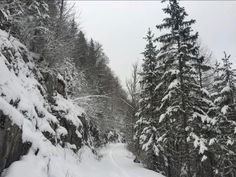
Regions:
[[0, 0, 235, 177]]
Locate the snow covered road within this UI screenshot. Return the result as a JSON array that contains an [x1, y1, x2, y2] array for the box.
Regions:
[[3, 143, 164, 177], [78, 143, 164, 177]]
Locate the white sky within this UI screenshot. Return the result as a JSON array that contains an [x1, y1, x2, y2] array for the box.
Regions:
[[70, 1, 236, 87]]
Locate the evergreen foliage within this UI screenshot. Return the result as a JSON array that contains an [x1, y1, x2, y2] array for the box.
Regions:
[[134, 28, 160, 171], [210, 53, 236, 176], [133, 1, 236, 176]]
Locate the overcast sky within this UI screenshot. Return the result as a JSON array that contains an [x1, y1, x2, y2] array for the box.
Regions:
[[70, 1, 236, 87]]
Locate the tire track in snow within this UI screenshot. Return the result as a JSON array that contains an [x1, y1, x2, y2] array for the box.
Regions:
[[108, 148, 130, 177]]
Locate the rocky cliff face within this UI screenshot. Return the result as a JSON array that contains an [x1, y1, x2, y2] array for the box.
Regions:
[[0, 30, 96, 175]]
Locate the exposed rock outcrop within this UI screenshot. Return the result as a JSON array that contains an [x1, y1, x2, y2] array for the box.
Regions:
[[0, 112, 31, 172]]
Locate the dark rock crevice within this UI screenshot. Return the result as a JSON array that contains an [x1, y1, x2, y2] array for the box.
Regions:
[[0, 111, 31, 174]]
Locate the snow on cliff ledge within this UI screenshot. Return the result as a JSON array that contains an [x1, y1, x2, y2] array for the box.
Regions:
[[0, 30, 90, 176]]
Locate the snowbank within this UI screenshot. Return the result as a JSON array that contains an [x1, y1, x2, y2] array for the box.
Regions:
[[3, 143, 164, 177]]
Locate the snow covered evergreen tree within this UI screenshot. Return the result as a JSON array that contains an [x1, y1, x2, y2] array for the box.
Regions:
[[73, 31, 88, 68], [147, 0, 214, 176], [134, 28, 162, 171], [210, 53, 236, 176]]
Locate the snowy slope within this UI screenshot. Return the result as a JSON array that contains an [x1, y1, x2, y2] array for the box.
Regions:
[[3, 143, 164, 177], [0, 29, 91, 175]]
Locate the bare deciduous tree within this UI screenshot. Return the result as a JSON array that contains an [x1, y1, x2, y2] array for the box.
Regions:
[[126, 62, 140, 148]]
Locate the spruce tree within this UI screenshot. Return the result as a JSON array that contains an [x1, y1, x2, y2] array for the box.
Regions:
[[134, 28, 161, 171], [154, 0, 213, 176], [211, 53, 236, 176], [73, 31, 88, 68]]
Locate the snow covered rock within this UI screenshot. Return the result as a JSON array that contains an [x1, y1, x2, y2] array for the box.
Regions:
[[0, 29, 92, 174]]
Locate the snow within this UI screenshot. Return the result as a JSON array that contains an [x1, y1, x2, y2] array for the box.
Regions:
[[168, 79, 179, 90], [201, 88, 210, 97], [2, 153, 48, 177], [57, 73, 65, 82], [159, 106, 178, 123], [209, 138, 216, 146], [226, 139, 234, 146], [220, 86, 231, 94], [142, 135, 153, 151], [190, 133, 208, 154], [161, 90, 174, 102], [0, 29, 60, 154], [214, 96, 223, 105], [201, 155, 207, 162], [155, 82, 163, 91], [0, 29, 86, 159], [192, 112, 212, 124], [76, 130, 83, 138], [78, 143, 164, 177], [221, 105, 229, 115], [0, 97, 24, 127], [3, 143, 164, 177], [159, 113, 165, 123], [201, 98, 214, 107], [56, 126, 68, 137], [161, 69, 179, 80], [53, 94, 84, 128]]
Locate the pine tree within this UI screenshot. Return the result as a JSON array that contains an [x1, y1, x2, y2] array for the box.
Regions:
[[73, 31, 88, 68], [153, 0, 213, 176], [69, 18, 79, 39], [211, 53, 236, 176], [134, 28, 161, 171]]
